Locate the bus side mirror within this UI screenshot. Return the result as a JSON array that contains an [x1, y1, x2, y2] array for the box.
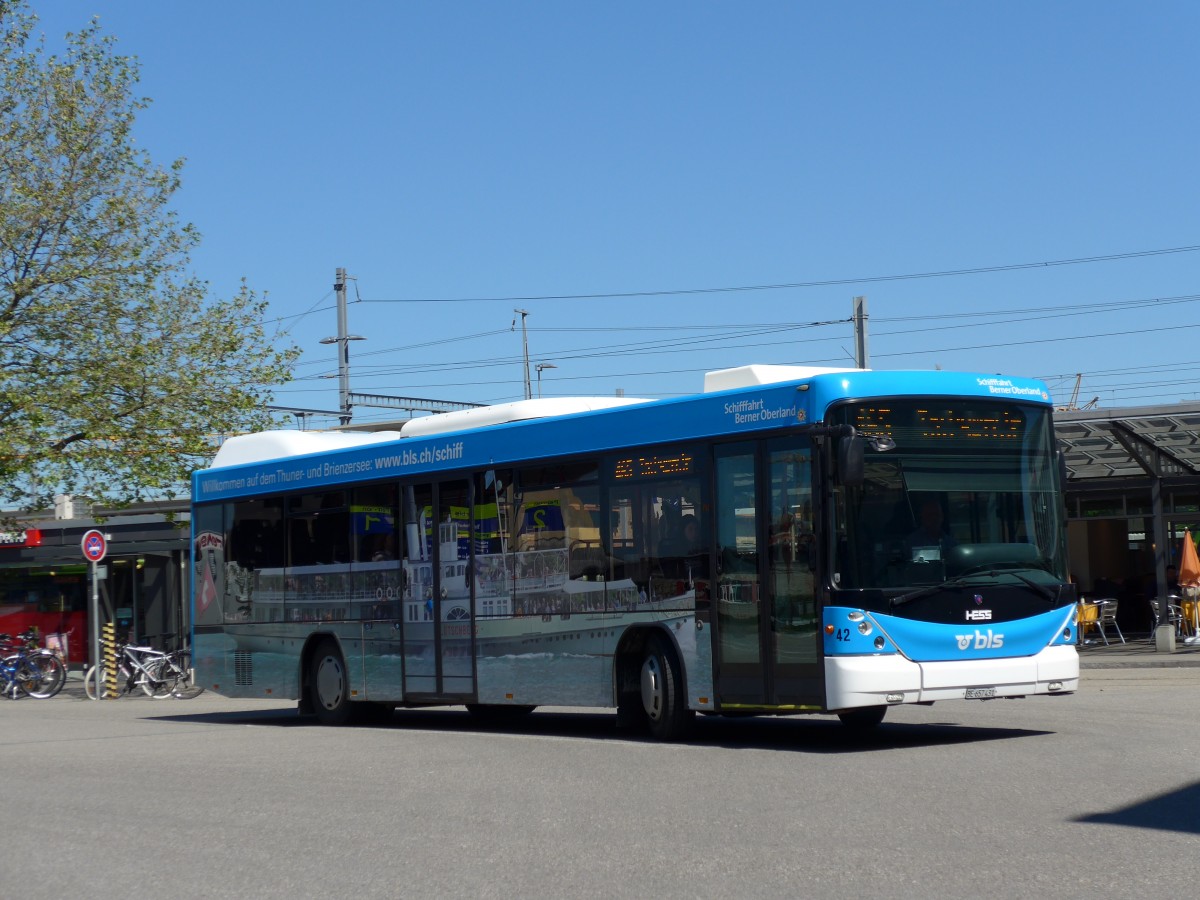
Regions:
[[838, 435, 865, 487]]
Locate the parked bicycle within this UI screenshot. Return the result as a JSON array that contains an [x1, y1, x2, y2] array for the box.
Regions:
[[0, 630, 67, 699], [84, 635, 202, 700], [142, 640, 202, 699]]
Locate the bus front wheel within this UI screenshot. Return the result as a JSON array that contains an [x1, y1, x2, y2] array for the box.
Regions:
[[837, 706, 887, 730], [310, 640, 353, 726], [640, 635, 693, 741]]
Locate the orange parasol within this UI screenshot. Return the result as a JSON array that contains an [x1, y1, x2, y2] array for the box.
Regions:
[[1180, 530, 1200, 590], [1179, 531, 1200, 644]]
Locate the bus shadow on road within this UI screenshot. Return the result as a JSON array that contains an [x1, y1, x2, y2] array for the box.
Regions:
[[689, 715, 1051, 753], [148, 705, 1051, 752], [1074, 781, 1200, 835]]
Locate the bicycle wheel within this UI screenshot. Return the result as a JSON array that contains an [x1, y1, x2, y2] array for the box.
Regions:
[[3, 654, 29, 698], [142, 658, 176, 698], [83, 664, 109, 699], [22, 652, 66, 699], [170, 655, 203, 699], [84, 663, 126, 699]]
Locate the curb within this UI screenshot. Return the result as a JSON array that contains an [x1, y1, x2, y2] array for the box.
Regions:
[[1080, 658, 1200, 669]]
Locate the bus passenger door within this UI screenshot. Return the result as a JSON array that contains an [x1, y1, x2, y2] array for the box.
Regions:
[[401, 480, 477, 699], [714, 440, 820, 710]]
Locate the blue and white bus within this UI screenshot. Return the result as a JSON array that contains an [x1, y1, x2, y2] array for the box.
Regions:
[[191, 364, 1078, 738]]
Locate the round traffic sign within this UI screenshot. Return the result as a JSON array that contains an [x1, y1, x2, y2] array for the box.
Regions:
[[81, 529, 108, 563]]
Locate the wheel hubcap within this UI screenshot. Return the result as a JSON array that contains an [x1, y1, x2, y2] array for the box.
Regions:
[[315, 655, 344, 710], [640, 655, 663, 720]]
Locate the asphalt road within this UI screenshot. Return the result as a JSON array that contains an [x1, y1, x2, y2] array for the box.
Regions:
[[2, 669, 1197, 899]]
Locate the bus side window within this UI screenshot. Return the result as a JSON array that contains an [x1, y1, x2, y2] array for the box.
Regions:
[[230, 498, 284, 570], [289, 519, 316, 567]]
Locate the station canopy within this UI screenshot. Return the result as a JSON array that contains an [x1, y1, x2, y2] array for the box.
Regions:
[[1055, 402, 1200, 481]]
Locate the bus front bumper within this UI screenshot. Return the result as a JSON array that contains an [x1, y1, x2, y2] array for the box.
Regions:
[[824, 644, 1080, 711]]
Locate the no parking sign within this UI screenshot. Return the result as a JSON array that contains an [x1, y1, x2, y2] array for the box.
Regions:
[[82, 528, 109, 700], [81, 529, 107, 563]]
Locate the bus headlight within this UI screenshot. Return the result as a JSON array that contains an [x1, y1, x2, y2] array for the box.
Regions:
[[858, 621, 872, 636]]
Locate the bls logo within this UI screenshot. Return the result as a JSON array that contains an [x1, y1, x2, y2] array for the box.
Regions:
[[955, 630, 1005, 650]]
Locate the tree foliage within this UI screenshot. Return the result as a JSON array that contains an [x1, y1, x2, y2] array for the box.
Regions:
[[0, 2, 297, 510]]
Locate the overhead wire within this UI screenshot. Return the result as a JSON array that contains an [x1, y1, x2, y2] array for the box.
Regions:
[[265, 242, 1200, 411], [359, 244, 1200, 303], [290, 291, 1200, 384], [293, 291, 1200, 378]]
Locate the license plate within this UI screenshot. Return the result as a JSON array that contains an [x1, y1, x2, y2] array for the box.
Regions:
[[965, 687, 996, 699]]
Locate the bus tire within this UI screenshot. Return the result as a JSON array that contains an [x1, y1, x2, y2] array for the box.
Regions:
[[640, 634, 693, 741], [310, 640, 354, 726], [837, 706, 887, 730]]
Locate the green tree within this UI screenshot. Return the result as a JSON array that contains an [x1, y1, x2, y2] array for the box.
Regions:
[[0, 2, 297, 510]]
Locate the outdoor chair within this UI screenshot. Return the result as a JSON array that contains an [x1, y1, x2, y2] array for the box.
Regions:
[[1148, 596, 1185, 639], [1178, 594, 1200, 640], [1076, 600, 1102, 646], [1096, 598, 1125, 644]]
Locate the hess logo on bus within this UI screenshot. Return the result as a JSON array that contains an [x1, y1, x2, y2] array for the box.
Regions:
[[956, 630, 1004, 650]]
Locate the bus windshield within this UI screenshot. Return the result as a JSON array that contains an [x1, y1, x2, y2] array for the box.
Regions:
[[830, 399, 1066, 591]]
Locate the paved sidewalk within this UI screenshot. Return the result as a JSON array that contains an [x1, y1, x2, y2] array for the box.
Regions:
[[1077, 634, 1200, 668]]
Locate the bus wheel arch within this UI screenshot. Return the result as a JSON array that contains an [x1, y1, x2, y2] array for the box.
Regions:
[[614, 626, 693, 741], [302, 634, 353, 725]]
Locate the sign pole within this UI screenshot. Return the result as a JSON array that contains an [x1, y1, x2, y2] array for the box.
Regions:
[[91, 560, 99, 699], [81, 529, 108, 700]]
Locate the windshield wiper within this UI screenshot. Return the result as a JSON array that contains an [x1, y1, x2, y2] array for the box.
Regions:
[[958, 564, 1063, 604], [997, 569, 1061, 604], [889, 570, 1063, 609], [890, 576, 977, 609]]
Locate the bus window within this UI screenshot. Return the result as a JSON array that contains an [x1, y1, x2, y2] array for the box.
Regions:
[[607, 477, 707, 610], [288, 491, 350, 565], [512, 463, 599, 615], [193, 502, 228, 628], [229, 498, 284, 570], [474, 470, 514, 617], [352, 484, 398, 563]]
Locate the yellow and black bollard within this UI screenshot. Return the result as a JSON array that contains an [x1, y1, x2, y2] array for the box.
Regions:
[[102, 623, 118, 698]]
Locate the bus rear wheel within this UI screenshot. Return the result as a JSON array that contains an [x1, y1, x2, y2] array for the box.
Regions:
[[640, 635, 693, 741], [310, 640, 354, 726]]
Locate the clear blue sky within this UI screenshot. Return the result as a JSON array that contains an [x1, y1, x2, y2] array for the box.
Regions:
[[31, 1, 1200, 425]]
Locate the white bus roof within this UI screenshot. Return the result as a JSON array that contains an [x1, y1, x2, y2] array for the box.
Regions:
[[210, 398, 652, 468], [398, 396, 651, 438], [210, 430, 404, 469], [210, 365, 867, 469], [702, 364, 864, 393]]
